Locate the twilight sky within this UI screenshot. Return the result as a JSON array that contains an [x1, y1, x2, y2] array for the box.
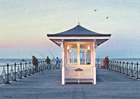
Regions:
[[0, 0, 140, 59]]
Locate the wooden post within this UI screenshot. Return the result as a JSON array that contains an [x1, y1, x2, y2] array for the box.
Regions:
[[6, 63, 10, 84], [77, 43, 80, 65], [82, 52, 84, 63], [93, 42, 96, 85], [61, 41, 65, 85], [67, 50, 69, 64], [85, 50, 86, 65], [87, 52, 89, 63], [93, 67, 96, 85]]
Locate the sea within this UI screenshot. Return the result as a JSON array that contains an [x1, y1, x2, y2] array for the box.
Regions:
[[0, 58, 45, 66]]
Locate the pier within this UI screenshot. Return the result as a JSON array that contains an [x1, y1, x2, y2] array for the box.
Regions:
[[0, 66, 140, 99]]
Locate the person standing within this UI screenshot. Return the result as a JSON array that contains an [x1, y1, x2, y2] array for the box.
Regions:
[[105, 56, 110, 70], [56, 57, 61, 69], [32, 56, 38, 73], [103, 57, 106, 68], [46, 56, 51, 70]]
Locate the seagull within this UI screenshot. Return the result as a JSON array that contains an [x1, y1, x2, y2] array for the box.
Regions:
[[94, 9, 97, 12], [106, 16, 109, 19]]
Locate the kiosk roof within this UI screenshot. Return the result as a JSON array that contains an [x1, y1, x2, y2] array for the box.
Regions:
[[47, 25, 111, 37], [47, 25, 111, 46]]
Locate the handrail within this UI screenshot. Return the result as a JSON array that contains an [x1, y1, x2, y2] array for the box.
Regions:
[[0, 60, 62, 84], [96, 59, 140, 79]]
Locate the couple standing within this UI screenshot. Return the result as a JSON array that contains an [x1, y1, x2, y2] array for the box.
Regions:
[[103, 56, 110, 70], [45, 56, 61, 69], [32, 56, 51, 73]]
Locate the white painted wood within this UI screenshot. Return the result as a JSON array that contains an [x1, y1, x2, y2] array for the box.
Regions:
[[72, 51, 74, 63], [49, 37, 110, 40], [82, 52, 84, 63], [61, 42, 65, 85], [93, 67, 96, 85], [93, 42, 96, 85], [67, 50, 70, 64], [77, 44, 80, 65], [78, 80, 80, 84], [93, 42, 96, 68], [85, 50, 86, 65], [71, 51, 72, 63], [63, 41, 96, 84], [65, 67, 93, 79], [87, 52, 89, 63], [91, 42, 93, 66]]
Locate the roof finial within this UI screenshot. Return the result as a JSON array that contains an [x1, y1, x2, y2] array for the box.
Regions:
[[78, 21, 80, 25]]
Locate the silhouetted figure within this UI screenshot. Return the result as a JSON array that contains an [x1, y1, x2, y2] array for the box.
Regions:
[[32, 56, 38, 73], [105, 56, 110, 70], [46, 56, 51, 70]]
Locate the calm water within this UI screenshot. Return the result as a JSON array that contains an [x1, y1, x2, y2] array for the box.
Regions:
[[0, 58, 46, 66]]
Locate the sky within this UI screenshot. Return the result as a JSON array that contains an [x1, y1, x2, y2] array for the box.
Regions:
[[0, 0, 140, 59]]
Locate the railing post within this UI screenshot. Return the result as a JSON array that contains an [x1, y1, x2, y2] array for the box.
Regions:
[[110, 61, 112, 70], [136, 62, 139, 79], [126, 62, 129, 76], [6, 63, 10, 84], [24, 62, 27, 77], [29, 62, 31, 76], [98, 58, 99, 68], [19, 62, 22, 79], [120, 61, 122, 73], [33, 64, 35, 74], [111, 61, 113, 70], [131, 62, 134, 77], [40, 61, 42, 71], [117, 61, 119, 72], [45, 61, 47, 70], [41, 61, 42, 71], [114, 61, 116, 71], [108, 61, 110, 70], [14, 63, 17, 81], [123, 62, 125, 74], [113, 61, 114, 71], [43, 61, 44, 70]]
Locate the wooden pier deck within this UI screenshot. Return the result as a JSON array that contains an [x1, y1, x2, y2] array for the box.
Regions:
[[0, 68, 140, 99]]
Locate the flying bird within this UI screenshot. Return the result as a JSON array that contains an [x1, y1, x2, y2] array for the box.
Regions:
[[106, 16, 109, 19], [94, 9, 97, 12]]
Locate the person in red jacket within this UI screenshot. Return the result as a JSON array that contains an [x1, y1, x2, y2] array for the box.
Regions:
[[103, 57, 106, 68], [101, 57, 106, 68]]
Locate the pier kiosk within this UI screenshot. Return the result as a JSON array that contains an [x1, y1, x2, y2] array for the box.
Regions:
[[47, 25, 111, 85]]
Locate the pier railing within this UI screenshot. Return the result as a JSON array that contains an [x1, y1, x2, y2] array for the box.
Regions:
[[96, 60, 140, 79], [0, 60, 62, 84]]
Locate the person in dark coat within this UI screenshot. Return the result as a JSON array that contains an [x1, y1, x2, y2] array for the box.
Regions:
[[46, 56, 51, 70], [32, 56, 38, 73], [105, 56, 110, 70]]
